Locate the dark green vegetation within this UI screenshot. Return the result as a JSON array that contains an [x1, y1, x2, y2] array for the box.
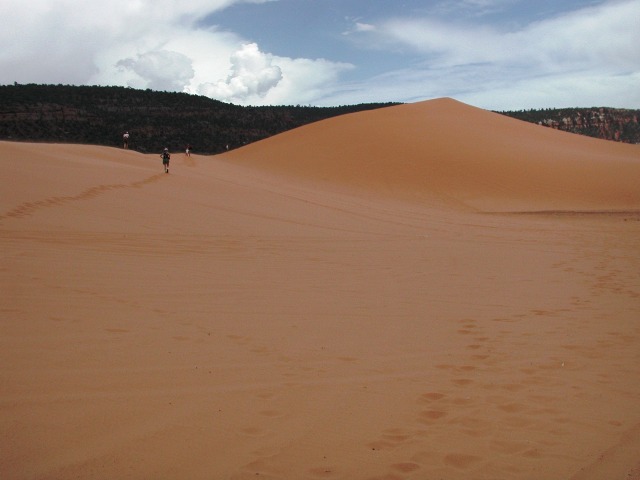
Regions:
[[498, 107, 640, 144], [0, 84, 399, 154], [1, 84, 638, 153]]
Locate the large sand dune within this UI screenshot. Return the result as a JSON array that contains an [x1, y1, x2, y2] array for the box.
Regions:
[[224, 98, 640, 212], [1, 98, 639, 480]]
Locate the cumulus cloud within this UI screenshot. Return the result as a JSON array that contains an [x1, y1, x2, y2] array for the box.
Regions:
[[258, 56, 353, 106], [0, 0, 246, 86], [198, 43, 283, 102], [0, 0, 345, 105], [2, 0, 638, 109], [117, 50, 195, 91], [196, 43, 352, 106]]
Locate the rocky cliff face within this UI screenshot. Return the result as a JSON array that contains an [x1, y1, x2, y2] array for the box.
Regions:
[[538, 108, 638, 142], [501, 107, 640, 144]]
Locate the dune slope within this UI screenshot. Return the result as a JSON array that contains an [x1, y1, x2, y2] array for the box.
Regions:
[[223, 98, 640, 212], [1, 98, 639, 480]]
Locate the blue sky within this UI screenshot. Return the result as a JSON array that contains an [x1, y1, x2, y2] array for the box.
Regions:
[[1, 0, 638, 109]]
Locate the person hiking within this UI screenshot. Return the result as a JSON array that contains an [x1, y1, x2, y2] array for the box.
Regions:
[[161, 147, 171, 173], [123, 131, 130, 149]]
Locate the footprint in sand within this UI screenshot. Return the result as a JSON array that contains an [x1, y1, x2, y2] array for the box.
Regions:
[[390, 462, 421, 474], [470, 354, 490, 360], [367, 428, 417, 451], [443, 453, 483, 469], [105, 328, 130, 333], [338, 356, 358, 362], [452, 378, 474, 386], [419, 392, 446, 402], [419, 410, 448, 422]]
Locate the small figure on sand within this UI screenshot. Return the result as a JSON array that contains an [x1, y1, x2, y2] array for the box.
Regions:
[[123, 131, 130, 149], [185, 144, 192, 156], [161, 148, 171, 173]]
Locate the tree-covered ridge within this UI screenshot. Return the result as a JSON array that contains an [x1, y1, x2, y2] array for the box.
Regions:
[[2, 84, 638, 152], [498, 107, 640, 144], [0, 84, 400, 154]]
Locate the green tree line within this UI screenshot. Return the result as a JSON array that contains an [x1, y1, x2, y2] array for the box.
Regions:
[[0, 84, 400, 154]]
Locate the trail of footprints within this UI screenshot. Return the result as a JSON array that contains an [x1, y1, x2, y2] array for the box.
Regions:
[[224, 312, 615, 479], [224, 319, 511, 478], [0, 173, 165, 220], [361, 317, 574, 479], [3, 154, 199, 222]]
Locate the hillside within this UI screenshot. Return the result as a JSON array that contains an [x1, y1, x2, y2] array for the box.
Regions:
[[0, 84, 398, 154]]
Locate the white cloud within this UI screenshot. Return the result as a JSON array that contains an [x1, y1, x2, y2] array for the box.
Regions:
[[342, 0, 640, 109], [432, 0, 517, 17], [0, 0, 249, 86], [197, 43, 352, 105], [0, 0, 352, 106], [116, 50, 195, 91], [459, 71, 640, 110], [258, 57, 354, 106], [343, 22, 377, 35], [1, 0, 638, 108], [354, 22, 377, 32], [198, 43, 283, 102], [377, 0, 640, 70]]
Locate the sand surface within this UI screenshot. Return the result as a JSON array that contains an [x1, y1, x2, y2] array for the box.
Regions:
[[1, 98, 639, 479]]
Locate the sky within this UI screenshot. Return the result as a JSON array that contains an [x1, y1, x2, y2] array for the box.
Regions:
[[1, 0, 639, 110]]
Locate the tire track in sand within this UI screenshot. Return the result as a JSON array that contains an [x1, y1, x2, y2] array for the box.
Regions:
[[0, 173, 166, 221]]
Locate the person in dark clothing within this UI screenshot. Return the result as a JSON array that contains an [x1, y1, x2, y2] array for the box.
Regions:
[[160, 148, 171, 173]]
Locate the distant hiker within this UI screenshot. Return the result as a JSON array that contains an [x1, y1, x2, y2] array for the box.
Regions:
[[185, 144, 192, 156], [123, 131, 130, 149], [161, 148, 171, 173]]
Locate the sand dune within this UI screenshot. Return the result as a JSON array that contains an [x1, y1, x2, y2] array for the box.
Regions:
[[1, 98, 639, 480], [224, 98, 640, 212]]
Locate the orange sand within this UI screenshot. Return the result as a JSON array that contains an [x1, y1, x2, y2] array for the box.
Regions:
[[1, 98, 639, 479]]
